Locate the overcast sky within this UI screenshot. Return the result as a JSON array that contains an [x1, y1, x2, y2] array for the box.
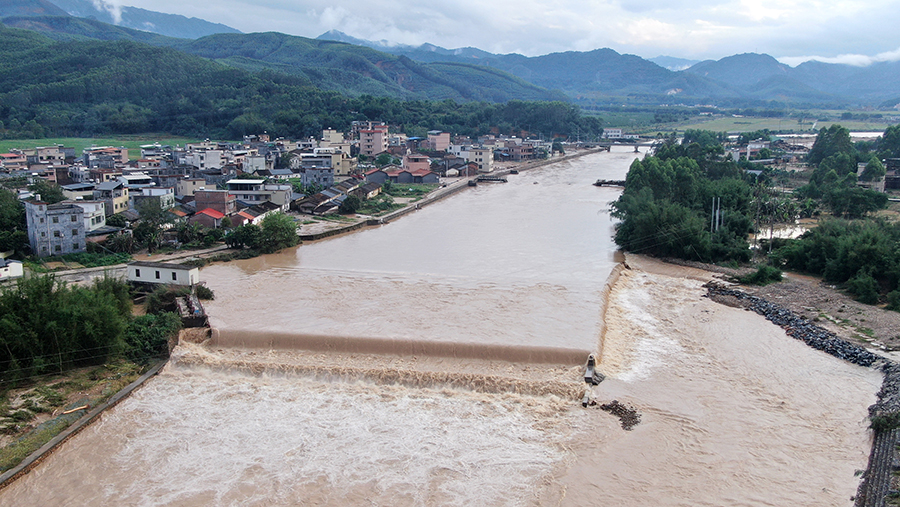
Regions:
[[104, 0, 900, 66]]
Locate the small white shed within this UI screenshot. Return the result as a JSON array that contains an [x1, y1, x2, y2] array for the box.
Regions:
[[127, 261, 199, 287]]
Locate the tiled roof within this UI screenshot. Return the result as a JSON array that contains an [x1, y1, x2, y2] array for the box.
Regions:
[[196, 207, 225, 219]]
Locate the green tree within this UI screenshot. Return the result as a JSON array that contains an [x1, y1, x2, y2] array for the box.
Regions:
[[860, 156, 886, 182], [0, 188, 27, 254], [808, 124, 855, 166], [226, 223, 262, 249], [133, 200, 171, 252], [375, 153, 393, 167], [259, 213, 299, 253], [339, 195, 361, 214], [28, 180, 65, 204], [106, 213, 128, 228]]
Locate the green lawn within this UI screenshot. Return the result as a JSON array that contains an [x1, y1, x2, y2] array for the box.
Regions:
[[0, 135, 203, 156]]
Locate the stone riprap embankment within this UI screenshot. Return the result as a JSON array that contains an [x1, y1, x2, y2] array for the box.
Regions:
[[703, 282, 879, 367], [702, 282, 900, 507]]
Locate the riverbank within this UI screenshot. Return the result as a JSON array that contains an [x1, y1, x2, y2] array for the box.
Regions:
[[659, 257, 900, 356], [297, 147, 608, 240], [556, 254, 881, 507]]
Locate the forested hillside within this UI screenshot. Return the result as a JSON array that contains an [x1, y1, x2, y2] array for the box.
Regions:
[[0, 17, 565, 104], [0, 25, 603, 140]]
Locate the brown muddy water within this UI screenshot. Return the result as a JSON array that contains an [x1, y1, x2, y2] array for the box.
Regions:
[[0, 148, 882, 506]]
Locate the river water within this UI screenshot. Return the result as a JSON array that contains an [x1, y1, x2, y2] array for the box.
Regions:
[[0, 148, 882, 506]]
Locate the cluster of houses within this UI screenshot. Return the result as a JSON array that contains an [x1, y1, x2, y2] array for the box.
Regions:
[[1, 123, 558, 262]]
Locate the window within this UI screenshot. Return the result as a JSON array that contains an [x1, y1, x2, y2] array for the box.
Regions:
[[71, 215, 77, 222], [39, 217, 44, 223], [52, 216, 59, 224], [72, 229, 78, 236], [155, 271, 160, 279], [41, 232, 46, 237], [53, 230, 61, 238], [73, 243, 79, 250], [54, 245, 61, 252], [172, 272, 177, 281], [135, 268, 141, 277]]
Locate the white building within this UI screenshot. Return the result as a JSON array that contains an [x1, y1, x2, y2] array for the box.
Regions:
[[0, 258, 23, 281], [127, 261, 200, 287]]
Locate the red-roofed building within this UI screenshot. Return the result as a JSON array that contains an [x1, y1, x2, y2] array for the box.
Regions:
[[188, 207, 225, 229]]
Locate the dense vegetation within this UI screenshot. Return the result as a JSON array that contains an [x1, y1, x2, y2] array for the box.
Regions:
[[772, 220, 900, 306], [613, 124, 900, 308], [0, 275, 180, 383], [611, 132, 755, 263]]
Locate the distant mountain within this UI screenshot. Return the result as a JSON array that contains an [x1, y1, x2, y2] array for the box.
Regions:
[[317, 31, 733, 100], [45, 0, 240, 39], [317, 30, 495, 63], [686, 53, 791, 88], [0, 14, 562, 103], [649, 56, 700, 71], [683, 52, 900, 105], [5, 9, 900, 107]]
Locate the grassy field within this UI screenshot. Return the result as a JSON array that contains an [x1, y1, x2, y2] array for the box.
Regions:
[[0, 135, 203, 156], [675, 116, 895, 134]]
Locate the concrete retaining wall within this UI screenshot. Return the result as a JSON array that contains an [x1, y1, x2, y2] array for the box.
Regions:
[[0, 360, 168, 490]]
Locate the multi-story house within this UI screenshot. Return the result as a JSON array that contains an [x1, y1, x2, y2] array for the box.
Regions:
[[72, 200, 108, 234], [359, 124, 389, 157], [225, 179, 292, 210], [93, 180, 130, 216], [176, 178, 208, 198], [132, 187, 176, 212], [83, 146, 128, 168], [427, 131, 451, 152], [321, 129, 351, 155], [402, 154, 431, 172], [27, 146, 68, 166], [449, 145, 494, 172], [24, 201, 86, 257], [0, 151, 28, 170], [194, 190, 237, 216]]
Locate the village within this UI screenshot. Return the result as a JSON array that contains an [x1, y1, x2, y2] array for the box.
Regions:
[[0, 122, 587, 275]]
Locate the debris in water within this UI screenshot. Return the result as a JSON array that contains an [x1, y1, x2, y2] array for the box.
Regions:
[[598, 400, 641, 430]]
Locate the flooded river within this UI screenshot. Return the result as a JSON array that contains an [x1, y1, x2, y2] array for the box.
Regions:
[[0, 148, 881, 506]]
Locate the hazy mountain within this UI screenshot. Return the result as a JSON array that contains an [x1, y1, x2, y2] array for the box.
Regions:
[[317, 30, 495, 63], [46, 0, 240, 39], [685, 53, 792, 88]]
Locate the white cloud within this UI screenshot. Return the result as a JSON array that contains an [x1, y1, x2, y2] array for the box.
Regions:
[[779, 47, 900, 67], [92, 0, 124, 24], [122, 0, 900, 63]]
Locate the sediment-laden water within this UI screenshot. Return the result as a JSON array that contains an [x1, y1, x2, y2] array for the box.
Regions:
[[0, 148, 881, 506]]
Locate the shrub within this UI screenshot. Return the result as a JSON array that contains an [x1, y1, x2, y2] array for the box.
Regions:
[[194, 285, 215, 300], [739, 265, 783, 286], [846, 270, 879, 305], [145, 285, 191, 315], [124, 312, 182, 363]]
